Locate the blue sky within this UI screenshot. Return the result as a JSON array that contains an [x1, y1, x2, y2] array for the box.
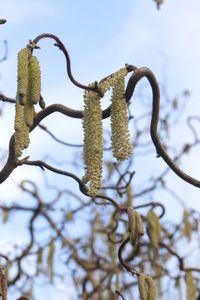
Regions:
[[1, 0, 200, 299]]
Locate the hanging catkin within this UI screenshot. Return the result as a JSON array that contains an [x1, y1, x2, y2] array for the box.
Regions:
[[138, 274, 156, 300], [183, 209, 192, 241], [110, 68, 132, 160], [24, 55, 41, 127], [145, 276, 156, 300], [82, 84, 103, 197], [147, 209, 161, 248], [128, 207, 144, 246], [185, 271, 196, 300], [15, 47, 31, 156], [14, 93, 30, 157], [24, 56, 40, 127], [138, 274, 148, 300], [127, 207, 138, 246], [17, 48, 30, 105], [47, 239, 55, 283], [1, 268, 7, 300], [29, 56, 41, 104], [14, 47, 42, 156]]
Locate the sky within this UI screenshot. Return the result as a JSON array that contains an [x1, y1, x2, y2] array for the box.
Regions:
[[1, 0, 200, 299]]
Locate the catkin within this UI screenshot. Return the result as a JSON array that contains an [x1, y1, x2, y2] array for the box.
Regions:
[[29, 56, 41, 104], [24, 55, 41, 127], [138, 274, 148, 300], [128, 207, 144, 247], [185, 271, 196, 300], [15, 48, 42, 155], [155, 266, 162, 299], [98, 288, 105, 300], [108, 217, 116, 264], [47, 240, 55, 283], [1, 269, 7, 300], [24, 89, 35, 127], [175, 277, 182, 300], [110, 68, 132, 160], [17, 48, 30, 105], [127, 207, 137, 246], [126, 185, 133, 207], [14, 93, 30, 157], [135, 211, 145, 236], [82, 84, 103, 197], [2, 209, 8, 223], [36, 247, 43, 274], [183, 209, 192, 241], [145, 276, 156, 300], [147, 210, 161, 248]]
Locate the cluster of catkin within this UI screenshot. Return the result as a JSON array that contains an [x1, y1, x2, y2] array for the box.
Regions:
[[127, 207, 144, 246], [138, 273, 156, 300], [127, 207, 157, 299], [82, 68, 132, 197], [14, 47, 42, 157]]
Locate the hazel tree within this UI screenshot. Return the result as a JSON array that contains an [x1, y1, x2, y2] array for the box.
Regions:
[[0, 16, 200, 300]]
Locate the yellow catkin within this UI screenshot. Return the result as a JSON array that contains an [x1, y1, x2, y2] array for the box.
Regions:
[[128, 207, 144, 247], [110, 68, 132, 160], [183, 210, 192, 241], [98, 287, 105, 300], [147, 210, 161, 249], [14, 93, 30, 157], [82, 84, 103, 197], [24, 56, 40, 127], [47, 240, 55, 283], [126, 185, 133, 207], [138, 274, 148, 300], [115, 271, 120, 293], [185, 271, 196, 300], [134, 211, 144, 236], [1, 269, 7, 300], [36, 248, 43, 274], [2, 209, 8, 223], [24, 92, 35, 127], [105, 161, 113, 179], [29, 55, 41, 104], [108, 218, 116, 264], [127, 207, 138, 246], [145, 276, 156, 300], [17, 48, 30, 105], [175, 277, 182, 300], [155, 266, 162, 299]]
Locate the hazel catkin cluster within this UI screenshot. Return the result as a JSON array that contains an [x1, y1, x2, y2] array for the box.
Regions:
[[14, 47, 41, 157], [127, 207, 144, 247], [82, 67, 133, 197], [82, 85, 103, 198], [138, 274, 156, 300]]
